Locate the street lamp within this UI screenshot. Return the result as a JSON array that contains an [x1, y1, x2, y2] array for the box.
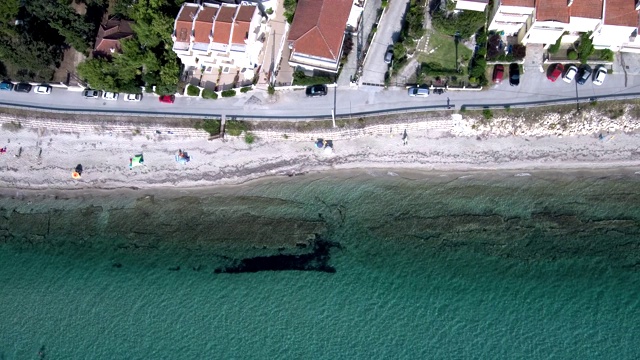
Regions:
[[454, 31, 460, 72]]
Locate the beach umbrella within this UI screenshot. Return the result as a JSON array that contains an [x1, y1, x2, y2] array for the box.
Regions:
[[129, 154, 144, 169]]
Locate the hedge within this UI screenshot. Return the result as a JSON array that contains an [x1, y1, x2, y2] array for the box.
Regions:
[[221, 89, 236, 97], [202, 89, 218, 99], [186, 85, 200, 96]]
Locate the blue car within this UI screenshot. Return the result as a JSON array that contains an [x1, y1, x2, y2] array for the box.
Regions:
[[0, 82, 13, 91]]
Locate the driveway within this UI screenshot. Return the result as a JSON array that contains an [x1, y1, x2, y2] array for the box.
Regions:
[[360, 0, 410, 85]]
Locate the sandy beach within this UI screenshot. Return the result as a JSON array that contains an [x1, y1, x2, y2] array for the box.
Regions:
[[1, 106, 640, 190]]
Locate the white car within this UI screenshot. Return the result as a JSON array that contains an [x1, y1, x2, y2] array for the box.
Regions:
[[34, 85, 51, 95], [563, 65, 578, 83], [102, 92, 119, 101], [123, 93, 142, 102], [592, 67, 607, 86]]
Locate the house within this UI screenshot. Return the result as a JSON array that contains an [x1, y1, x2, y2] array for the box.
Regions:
[[455, 0, 489, 12], [522, 0, 571, 45], [488, 0, 535, 38], [286, 0, 353, 73], [93, 17, 135, 57], [592, 0, 640, 52], [171, 2, 265, 79]]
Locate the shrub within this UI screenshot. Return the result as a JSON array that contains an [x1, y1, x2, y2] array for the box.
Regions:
[[577, 32, 595, 63], [292, 70, 334, 85], [486, 34, 502, 60], [186, 85, 200, 96], [283, 0, 296, 23], [266, 7, 273, 15], [268, 85, 275, 95], [221, 89, 236, 97], [599, 49, 614, 62], [511, 44, 526, 60], [194, 119, 221, 136], [202, 89, 218, 99], [482, 109, 493, 120], [548, 35, 563, 54], [567, 49, 578, 60], [240, 86, 251, 93], [244, 133, 255, 144], [225, 120, 248, 136]]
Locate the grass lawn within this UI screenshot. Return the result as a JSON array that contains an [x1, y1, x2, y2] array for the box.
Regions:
[[417, 30, 473, 72]]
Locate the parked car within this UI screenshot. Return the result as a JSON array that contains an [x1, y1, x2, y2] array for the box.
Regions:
[[592, 66, 607, 86], [83, 89, 101, 99], [0, 82, 13, 91], [563, 65, 578, 83], [509, 63, 520, 86], [123, 93, 142, 102], [102, 92, 119, 101], [576, 64, 592, 85], [384, 46, 394, 64], [407, 87, 429, 97], [14, 83, 32, 93], [34, 85, 52, 95], [305, 84, 328, 97], [492, 64, 504, 84], [547, 63, 564, 82], [159, 95, 175, 103]]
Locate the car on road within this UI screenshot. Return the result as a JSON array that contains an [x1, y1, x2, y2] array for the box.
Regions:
[[305, 84, 328, 97], [407, 87, 429, 97], [563, 65, 578, 83], [0, 82, 13, 91], [102, 92, 119, 101], [15, 83, 32, 93], [576, 64, 592, 85], [124, 93, 142, 102], [384, 46, 394, 64], [509, 63, 520, 86], [34, 85, 52, 95], [492, 64, 504, 84], [83, 89, 101, 99], [592, 66, 607, 86], [159, 95, 175, 103], [547, 63, 564, 82]]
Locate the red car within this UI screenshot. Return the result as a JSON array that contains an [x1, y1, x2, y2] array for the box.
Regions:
[[547, 63, 564, 82], [492, 65, 504, 83], [159, 95, 175, 103]]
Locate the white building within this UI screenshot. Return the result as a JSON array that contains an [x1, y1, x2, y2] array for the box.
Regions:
[[592, 0, 640, 52], [455, 0, 489, 12], [172, 2, 265, 80]]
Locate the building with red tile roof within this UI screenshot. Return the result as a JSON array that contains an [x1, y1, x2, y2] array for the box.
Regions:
[[287, 0, 353, 73], [593, 0, 640, 52], [171, 2, 265, 79], [93, 17, 134, 57]]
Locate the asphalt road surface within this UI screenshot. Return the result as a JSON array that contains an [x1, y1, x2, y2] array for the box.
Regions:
[[1, 69, 639, 120], [360, 0, 410, 85]]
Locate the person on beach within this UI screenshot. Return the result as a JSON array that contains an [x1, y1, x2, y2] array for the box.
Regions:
[[0, 146, 6, 154]]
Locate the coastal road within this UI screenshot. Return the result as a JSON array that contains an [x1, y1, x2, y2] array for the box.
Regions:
[[359, 0, 411, 85], [1, 71, 640, 120]]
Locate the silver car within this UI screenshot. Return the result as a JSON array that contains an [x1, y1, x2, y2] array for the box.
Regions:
[[408, 87, 429, 97]]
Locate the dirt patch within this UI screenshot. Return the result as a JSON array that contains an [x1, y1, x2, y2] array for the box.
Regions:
[[53, 48, 87, 84], [71, 0, 87, 15]]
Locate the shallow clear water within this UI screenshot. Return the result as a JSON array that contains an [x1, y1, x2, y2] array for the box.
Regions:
[[1, 170, 639, 359]]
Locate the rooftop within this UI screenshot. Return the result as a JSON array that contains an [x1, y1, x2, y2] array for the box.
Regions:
[[604, 0, 639, 27], [569, 0, 603, 19], [535, 0, 570, 23], [194, 5, 218, 43], [288, 0, 352, 61], [213, 6, 236, 44], [501, 0, 535, 7], [232, 5, 256, 45]]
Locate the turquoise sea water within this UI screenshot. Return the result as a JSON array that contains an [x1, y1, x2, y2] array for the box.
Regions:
[[1, 170, 639, 359]]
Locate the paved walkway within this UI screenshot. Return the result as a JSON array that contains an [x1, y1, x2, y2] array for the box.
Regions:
[[257, 0, 293, 89]]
